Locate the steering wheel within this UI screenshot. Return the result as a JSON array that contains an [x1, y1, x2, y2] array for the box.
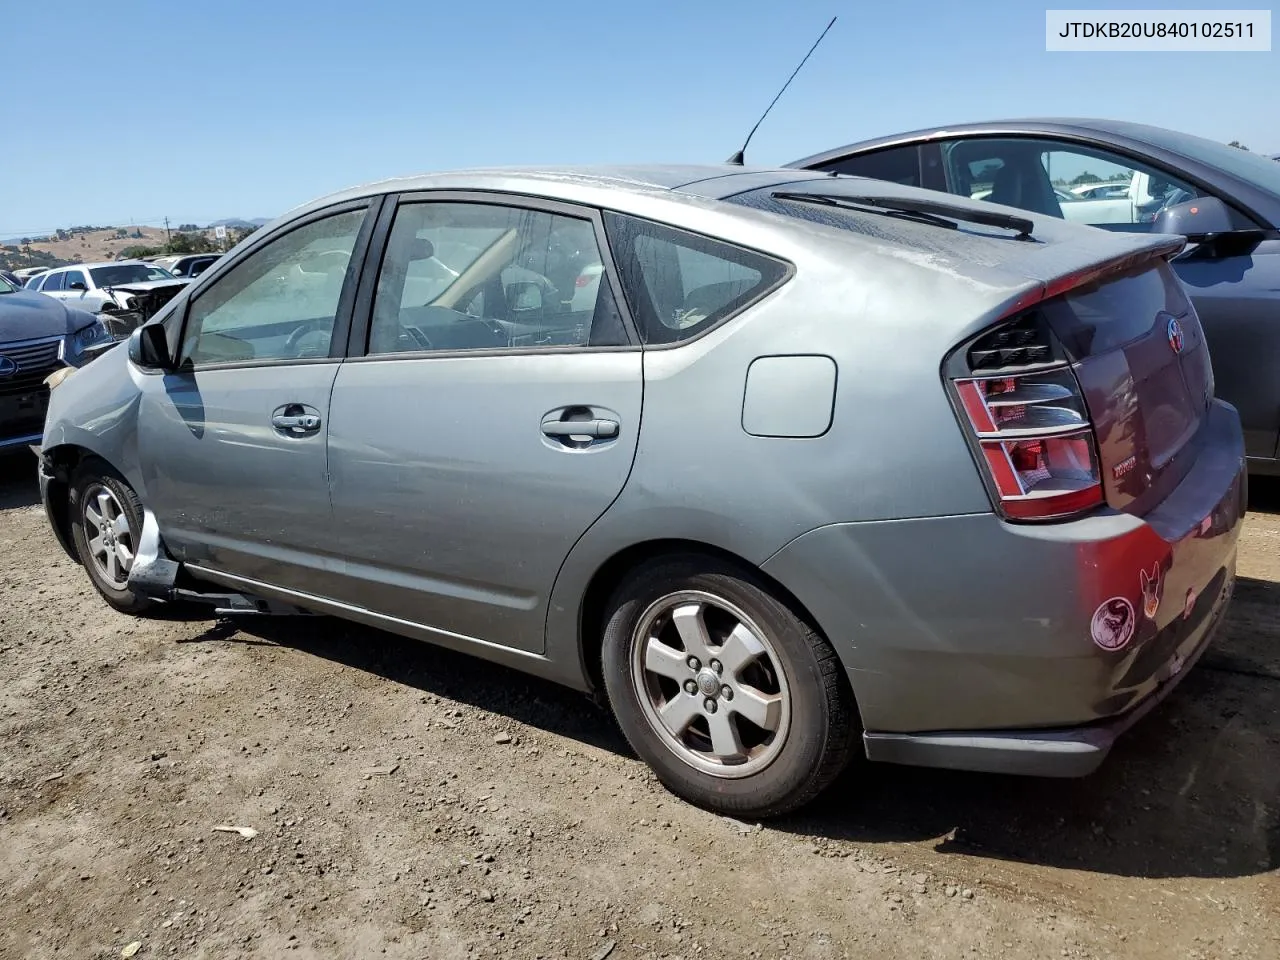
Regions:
[[284, 318, 333, 358]]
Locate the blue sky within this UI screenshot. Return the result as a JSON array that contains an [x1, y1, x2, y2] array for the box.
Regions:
[[2, 0, 1275, 235]]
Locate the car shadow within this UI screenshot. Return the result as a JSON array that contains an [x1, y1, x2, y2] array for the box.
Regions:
[[0, 452, 41, 509], [1247, 473, 1280, 514], [216, 614, 626, 756], [210, 573, 1279, 883]]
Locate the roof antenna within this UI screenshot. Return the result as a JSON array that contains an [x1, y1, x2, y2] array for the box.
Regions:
[[726, 15, 838, 166]]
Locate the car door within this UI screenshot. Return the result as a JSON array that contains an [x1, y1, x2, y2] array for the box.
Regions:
[[60, 268, 96, 311], [38, 270, 67, 301], [134, 199, 379, 591], [325, 193, 642, 653]]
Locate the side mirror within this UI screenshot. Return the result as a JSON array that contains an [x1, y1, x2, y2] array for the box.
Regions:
[[68, 280, 88, 291], [127, 323, 172, 371], [1151, 196, 1236, 240], [507, 280, 544, 313]]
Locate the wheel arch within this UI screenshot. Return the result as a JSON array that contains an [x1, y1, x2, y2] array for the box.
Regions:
[[39, 442, 97, 561], [574, 538, 833, 700]]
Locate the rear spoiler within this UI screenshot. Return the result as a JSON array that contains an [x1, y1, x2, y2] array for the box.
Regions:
[[1012, 235, 1187, 313]]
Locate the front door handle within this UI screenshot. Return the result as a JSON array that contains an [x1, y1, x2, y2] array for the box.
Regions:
[[271, 408, 322, 435], [541, 418, 619, 439]]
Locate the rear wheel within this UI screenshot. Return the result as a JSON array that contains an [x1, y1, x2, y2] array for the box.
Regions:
[[69, 460, 153, 614], [601, 555, 856, 817]]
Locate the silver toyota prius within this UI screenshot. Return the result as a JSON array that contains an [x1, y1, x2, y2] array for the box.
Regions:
[[37, 164, 1246, 816]]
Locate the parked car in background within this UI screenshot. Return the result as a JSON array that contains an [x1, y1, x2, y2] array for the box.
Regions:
[[37, 163, 1243, 816], [14, 266, 52, 286], [0, 273, 114, 453], [150, 254, 223, 279], [791, 118, 1280, 473], [28, 261, 190, 334]]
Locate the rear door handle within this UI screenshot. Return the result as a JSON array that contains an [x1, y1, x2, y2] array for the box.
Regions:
[[541, 418, 619, 439]]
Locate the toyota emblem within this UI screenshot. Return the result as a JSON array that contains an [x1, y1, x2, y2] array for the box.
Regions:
[[0, 355, 17, 378], [1167, 317, 1184, 355]]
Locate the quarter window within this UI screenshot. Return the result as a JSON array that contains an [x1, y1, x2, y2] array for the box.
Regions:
[[367, 201, 627, 355], [179, 207, 367, 366], [604, 213, 789, 345], [816, 144, 922, 187]]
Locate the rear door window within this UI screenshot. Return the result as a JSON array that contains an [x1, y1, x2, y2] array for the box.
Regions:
[[41, 271, 65, 292], [603, 213, 789, 344]]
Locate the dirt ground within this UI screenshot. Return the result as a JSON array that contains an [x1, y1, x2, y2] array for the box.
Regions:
[[1, 457, 1276, 960]]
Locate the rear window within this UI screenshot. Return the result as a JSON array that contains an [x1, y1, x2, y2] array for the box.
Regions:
[[603, 213, 789, 344]]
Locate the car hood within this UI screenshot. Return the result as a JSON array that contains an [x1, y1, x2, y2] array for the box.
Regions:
[[0, 290, 95, 342]]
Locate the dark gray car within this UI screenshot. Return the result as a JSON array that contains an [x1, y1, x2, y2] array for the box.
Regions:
[[0, 274, 115, 452], [790, 118, 1280, 474], [37, 165, 1245, 816]]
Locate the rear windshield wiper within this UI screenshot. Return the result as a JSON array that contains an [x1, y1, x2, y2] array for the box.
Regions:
[[772, 191, 1036, 241]]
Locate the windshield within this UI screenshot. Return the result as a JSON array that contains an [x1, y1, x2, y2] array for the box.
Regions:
[[89, 263, 177, 286], [0, 275, 16, 294], [1134, 126, 1280, 198]]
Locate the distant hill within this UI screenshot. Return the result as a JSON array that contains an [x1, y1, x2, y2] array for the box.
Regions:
[[206, 217, 271, 229], [0, 226, 171, 271]]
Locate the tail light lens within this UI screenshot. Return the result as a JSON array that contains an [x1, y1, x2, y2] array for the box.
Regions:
[[953, 328, 1103, 522]]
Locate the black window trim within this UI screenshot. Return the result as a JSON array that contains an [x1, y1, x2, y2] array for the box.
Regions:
[[344, 189, 642, 363], [168, 196, 383, 372], [602, 211, 795, 351]]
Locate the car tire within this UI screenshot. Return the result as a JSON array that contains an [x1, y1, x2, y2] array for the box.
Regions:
[[69, 459, 154, 615], [601, 554, 857, 818]]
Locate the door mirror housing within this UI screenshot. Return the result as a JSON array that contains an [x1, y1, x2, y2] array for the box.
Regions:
[[1151, 195, 1236, 240], [507, 279, 544, 313], [68, 280, 88, 291], [127, 322, 173, 371]]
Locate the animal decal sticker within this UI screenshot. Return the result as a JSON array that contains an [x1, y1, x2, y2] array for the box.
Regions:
[[1090, 597, 1136, 651]]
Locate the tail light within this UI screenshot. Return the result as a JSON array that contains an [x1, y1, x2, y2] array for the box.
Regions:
[[950, 313, 1103, 522]]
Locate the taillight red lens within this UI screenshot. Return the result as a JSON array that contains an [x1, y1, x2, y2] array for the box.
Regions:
[[955, 368, 1102, 521]]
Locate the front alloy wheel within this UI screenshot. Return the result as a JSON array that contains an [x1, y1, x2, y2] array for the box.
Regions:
[[82, 482, 136, 587], [68, 459, 154, 614]]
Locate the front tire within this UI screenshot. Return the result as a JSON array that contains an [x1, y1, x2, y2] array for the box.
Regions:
[[69, 459, 153, 615], [601, 555, 856, 818]]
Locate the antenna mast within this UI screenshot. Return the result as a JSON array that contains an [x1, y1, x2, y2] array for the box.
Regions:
[[726, 15, 837, 166]]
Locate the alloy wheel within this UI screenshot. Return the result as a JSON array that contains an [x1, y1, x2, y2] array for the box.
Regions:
[[631, 590, 792, 778], [82, 483, 136, 588]]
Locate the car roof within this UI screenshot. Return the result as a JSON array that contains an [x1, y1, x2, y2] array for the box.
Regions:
[[785, 117, 1215, 168], [785, 118, 1280, 228], [281, 163, 838, 222], [53, 259, 158, 270]]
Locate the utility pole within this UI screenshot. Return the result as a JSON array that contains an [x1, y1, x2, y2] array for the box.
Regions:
[[164, 217, 172, 246]]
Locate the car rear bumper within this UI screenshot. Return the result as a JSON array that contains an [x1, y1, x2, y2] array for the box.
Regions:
[[761, 400, 1246, 776], [860, 571, 1230, 776]]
